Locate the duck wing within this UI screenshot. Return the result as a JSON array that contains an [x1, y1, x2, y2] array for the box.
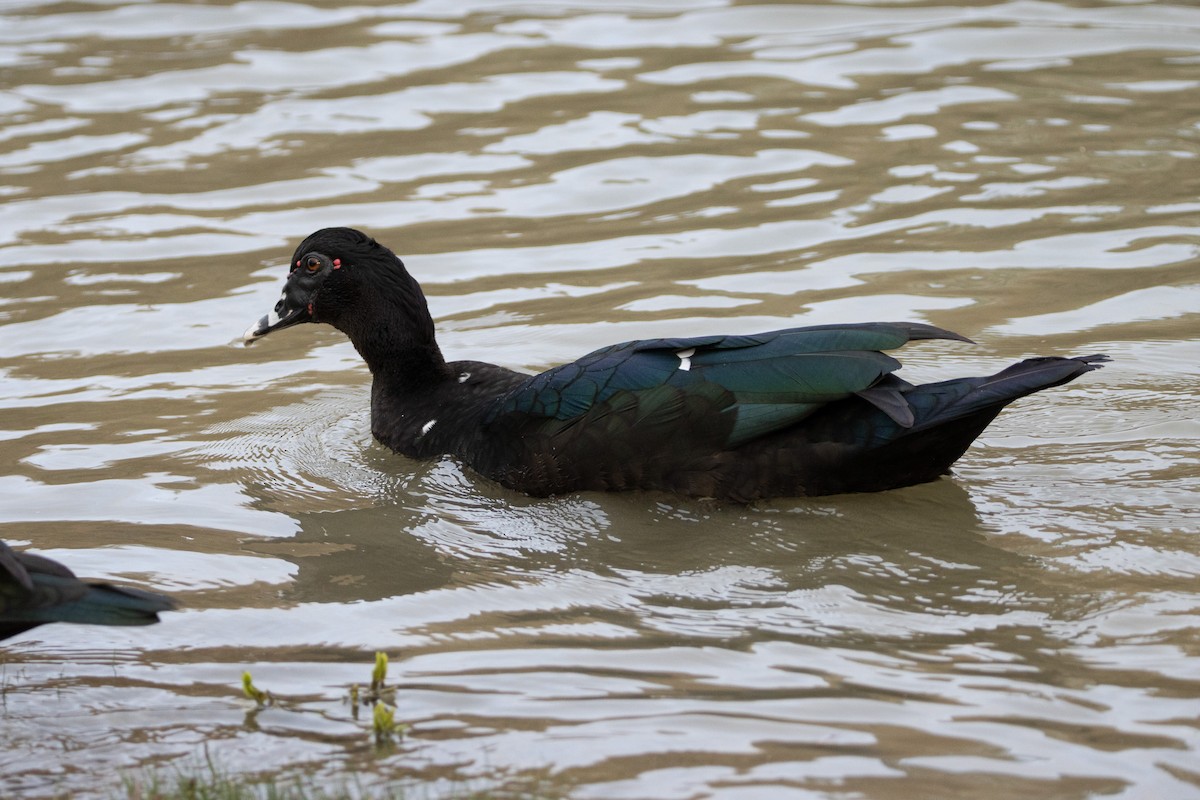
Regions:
[[486, 322, 970, 448]]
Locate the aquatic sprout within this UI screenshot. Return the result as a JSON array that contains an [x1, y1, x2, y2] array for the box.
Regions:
[[353, 650, 396, 707], [241, 670, 272, 707], [236, 655, 405, 748], [347, 651, 406, 746], [371, 651, 388, 694], [372, 700, 408, 746]]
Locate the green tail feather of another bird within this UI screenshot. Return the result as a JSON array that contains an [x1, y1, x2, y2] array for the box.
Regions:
[[0, 542, 177, 641]]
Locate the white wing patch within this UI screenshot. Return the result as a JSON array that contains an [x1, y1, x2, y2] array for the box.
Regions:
[[420, 419, 437, 436], [676, 347, 696, 371], [458, 372, 471, 383]]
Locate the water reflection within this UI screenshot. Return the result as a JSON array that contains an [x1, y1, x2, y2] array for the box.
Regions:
[[1, 0, 1198, 797]]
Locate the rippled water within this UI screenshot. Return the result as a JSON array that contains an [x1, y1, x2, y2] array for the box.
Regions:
[[2, 1, 1198, 797]]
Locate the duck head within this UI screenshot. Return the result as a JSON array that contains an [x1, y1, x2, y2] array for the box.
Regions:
[[243, 228, 441, 375], [243, 227, 361, 343], [244, 227, 414, 343]]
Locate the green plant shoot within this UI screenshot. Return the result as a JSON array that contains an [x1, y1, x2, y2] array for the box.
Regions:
[[372, 700, 406, 744], [241, 671, 272, 706], [371, 651, 388, 693]]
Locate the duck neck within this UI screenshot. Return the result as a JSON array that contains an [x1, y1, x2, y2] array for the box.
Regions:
[[342, 282, 450, 394]]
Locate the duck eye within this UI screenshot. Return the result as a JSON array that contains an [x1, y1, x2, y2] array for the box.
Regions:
[[306, 255, 322, 272]]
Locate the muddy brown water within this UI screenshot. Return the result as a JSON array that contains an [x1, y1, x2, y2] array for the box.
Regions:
[[1, 1, 1198, 798]]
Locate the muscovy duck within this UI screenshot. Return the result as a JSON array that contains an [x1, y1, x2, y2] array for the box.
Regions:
[[0, 541, 176, 641], [244, 227, 1106, 502]]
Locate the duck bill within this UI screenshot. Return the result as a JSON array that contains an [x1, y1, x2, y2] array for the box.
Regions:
[[240, 303, 309, 345], [243, 256, 335, 344], [241, 278, 316, 345]]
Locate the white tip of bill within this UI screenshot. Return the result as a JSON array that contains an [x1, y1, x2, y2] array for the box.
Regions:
[[242, 313, 272, 344]]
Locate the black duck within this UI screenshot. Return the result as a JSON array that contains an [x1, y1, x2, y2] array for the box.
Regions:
[[244, 227, 1106, 503]]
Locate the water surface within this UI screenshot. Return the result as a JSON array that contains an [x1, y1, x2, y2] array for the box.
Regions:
[[1, 1, 1198, 797]]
